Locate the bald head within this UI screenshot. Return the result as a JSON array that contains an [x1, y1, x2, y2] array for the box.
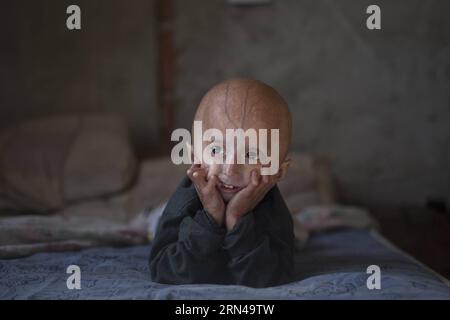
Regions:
[[194, 78, 292, 160]]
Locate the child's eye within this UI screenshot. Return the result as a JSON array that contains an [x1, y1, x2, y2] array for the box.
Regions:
[[246, 151, 258, 160], [211, 146, 223, 155]]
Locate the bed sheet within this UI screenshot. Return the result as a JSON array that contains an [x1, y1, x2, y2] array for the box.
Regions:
[[1, 229, 449, 299]]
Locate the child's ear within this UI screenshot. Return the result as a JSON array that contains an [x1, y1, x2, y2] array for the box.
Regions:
[[278, 158, 291, 180]]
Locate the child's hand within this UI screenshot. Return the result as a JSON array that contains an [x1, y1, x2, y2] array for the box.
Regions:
[[187, 164, 225, 227], [225, 169, 282, 231]]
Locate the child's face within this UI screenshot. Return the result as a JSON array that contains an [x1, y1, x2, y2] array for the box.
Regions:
[[196, 114, 289, 203], [200, 136, 265, 203], [193, 78, 291, 202]]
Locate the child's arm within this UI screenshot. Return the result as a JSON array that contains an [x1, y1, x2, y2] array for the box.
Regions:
[[149, 177, 231, 285], [224, 186, 295, 288]]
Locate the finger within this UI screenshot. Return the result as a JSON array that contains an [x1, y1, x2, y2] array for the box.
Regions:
[[188, 165, 205, 176], [251, 172, 276, 198], [261, 175, 277, 194], [187, 167, 207, 189], [261, 171, 280, 186], [192, 167, 206, 177], [269, 171, 281, 184], [251, 169, 261, 186], [187, 166, 199, 178], [193, 170, 208, 188], [205, 175, 220, 193], [275, 168, 283, 180], [186, 163, 201, 177], [262, 173, 269, 185], [240, 170, 259, 195]]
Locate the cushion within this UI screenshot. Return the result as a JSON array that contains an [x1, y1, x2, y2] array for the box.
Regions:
[[278, 153, 337, 214], [0, 114, 137, 213]]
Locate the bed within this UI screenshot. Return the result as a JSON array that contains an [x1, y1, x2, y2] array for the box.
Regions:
[[1, 228, 449, 299]]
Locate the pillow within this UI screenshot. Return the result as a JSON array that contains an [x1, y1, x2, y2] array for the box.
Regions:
[[115, 158, 188, 217], [278, 153, 337, 214], [0, 114, 137, 213]]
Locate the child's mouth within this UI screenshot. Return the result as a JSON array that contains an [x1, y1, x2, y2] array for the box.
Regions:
[[218, 181, 243, 193]]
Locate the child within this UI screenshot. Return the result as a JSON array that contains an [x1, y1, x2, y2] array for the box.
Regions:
[[149, 78, 294, 288]]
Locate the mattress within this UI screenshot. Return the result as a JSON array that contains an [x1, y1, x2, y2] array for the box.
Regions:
[[1, 228, 449, 299]]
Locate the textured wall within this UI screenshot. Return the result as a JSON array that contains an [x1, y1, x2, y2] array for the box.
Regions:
[[0, 0, 159, 153], [173, 0, 450, 206]]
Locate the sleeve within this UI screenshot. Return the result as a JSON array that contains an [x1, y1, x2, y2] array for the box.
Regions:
[[223, 190, 295, 288], [149, 197, 231, 285]]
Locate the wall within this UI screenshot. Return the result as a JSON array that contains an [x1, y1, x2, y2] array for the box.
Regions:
[[1, 0, 449, 207], [173, 0, 450, 206], [0, 0, 159, 153]]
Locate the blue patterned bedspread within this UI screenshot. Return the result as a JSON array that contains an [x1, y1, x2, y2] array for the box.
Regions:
[[1, 229, 449, 299]]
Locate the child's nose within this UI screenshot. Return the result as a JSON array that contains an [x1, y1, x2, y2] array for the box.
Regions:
[[223, 151, 239, 176], [223, 163, 239, 177]]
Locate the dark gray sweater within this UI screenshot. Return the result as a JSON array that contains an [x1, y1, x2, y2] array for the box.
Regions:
[[149, 176, 294, 288]]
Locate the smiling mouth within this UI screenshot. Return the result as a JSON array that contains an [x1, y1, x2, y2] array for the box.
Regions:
[[218, 180, 243, 193]]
